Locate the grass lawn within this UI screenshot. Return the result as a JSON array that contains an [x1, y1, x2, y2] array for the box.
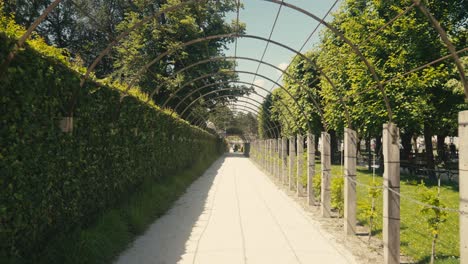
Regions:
[[261, 150, 460, 264], [29, 155, 220, 264], [354, 167, 459, 264]]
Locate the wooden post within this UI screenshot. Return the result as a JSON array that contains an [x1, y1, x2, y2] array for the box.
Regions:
[[271, 139, 275, 175], [289, 136, 296, 191], [383, 123, 400, 264], [307, 132, 315, 206], [344, 128, 357, 235], [267, 139, 270, 173], [267, 139, 271, 174], [282, 137, 288, 185], [270, 139, 274, 176], [264, 140, 267, 170], [297, 134, 304, 196], [459, 111, 468, 264], [277, 138, 281, 179], [321, 132, 332, 217]]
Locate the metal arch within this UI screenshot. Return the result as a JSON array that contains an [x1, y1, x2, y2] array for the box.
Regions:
[[413, 0, 468, 99], [79, 0, 206, 87], [191, 105, 279, 139], [63, 0, 207, 115], [195, 101, 281, 137], [265, 0, 392, 122], [194, 107, 280, 140], [191, 105, 280, 139], [149, 55, 326, 129], [166, 73, 306, 131], [23, 0, 454, 121], [185, 93, 291, 133], [115, 0, 393, 124], [164, 73, 308, 131], [43, 0, 378, 125], [190, 100, 282, 139], [175, 84, 300, 132], [183, 95, 283, 140], [186, 93, 292, 135], [0, 0, 62, 74], [127, 33, 352, 128]]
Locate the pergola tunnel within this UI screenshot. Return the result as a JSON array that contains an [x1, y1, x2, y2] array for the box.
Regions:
[[0, 0, 467, 263]]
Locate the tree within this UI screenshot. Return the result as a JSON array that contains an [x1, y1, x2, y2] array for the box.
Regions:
[[258, 93, 281, 139], [3, 0, 247, 124], [316, 0, 467, 177]]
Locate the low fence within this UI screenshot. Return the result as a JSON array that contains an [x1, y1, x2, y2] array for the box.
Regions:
[[249, 115, 468, 264]]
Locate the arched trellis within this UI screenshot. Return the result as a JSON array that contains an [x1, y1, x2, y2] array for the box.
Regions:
[[193, 104, 279, 138], [190, 99, 282, 139], [149, 55, 326, 128], [128, 33, 353, 128], [172, 83, 300, 132], [3, 0, 466, 119], [184, 92, 291, 131], [187, 97, 290, 139], [164, 70, 312, 132], [191, 104, 281, 139], [184, 92, 292, 136]]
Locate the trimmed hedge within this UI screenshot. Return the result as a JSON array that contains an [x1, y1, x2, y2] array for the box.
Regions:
[[0, 31, 225, 260]]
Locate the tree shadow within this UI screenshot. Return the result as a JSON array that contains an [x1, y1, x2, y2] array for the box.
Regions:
[[114, 155, 229, 263]]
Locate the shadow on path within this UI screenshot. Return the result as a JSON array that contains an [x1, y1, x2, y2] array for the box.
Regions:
[[114, 155, 229, 263]]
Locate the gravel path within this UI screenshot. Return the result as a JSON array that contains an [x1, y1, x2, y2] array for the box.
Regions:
[[115, 153, 358, 264]]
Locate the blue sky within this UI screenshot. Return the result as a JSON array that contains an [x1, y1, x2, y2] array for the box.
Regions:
[[222, 0, 342, 108]]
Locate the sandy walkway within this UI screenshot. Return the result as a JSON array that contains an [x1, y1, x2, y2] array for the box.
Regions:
[[115, 153, 358, 264]]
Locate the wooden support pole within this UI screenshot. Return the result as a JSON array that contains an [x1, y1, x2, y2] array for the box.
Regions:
[[383, 123, 400, 264], [459, 111, 468, 264], [307, 132, 315, 206], [344, 128, 357, 235], [267, 139, 271, 174], [289, 136, 296, 191], [277, 138, 281, 178], [262, 139, 268, 170], [272, 139, 276, 177], [321, 132, 332, 217], [282, 137, 288, 185], [297, 134, 304, 196]]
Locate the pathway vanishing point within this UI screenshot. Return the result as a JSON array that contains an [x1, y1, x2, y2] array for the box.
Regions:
[[115, 153, 358, 264]]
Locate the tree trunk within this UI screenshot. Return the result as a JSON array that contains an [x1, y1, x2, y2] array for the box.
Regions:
[[375, 134, 383, 172], [436, 134, 447, 165], [315, 133, 320, 155], [366, 134, 372, 171], [330, 130, 338, 164], [412, 135, 418, 154], [423, 124, 436, 181], [401, 131, 413, 161]]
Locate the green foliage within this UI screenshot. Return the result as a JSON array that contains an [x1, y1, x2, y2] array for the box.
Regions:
[[358, 178, 381, 239], [312, 171, 322, 200], [353, 167, 459, 262], [330, 176, 344, 217], [271, 51, 323, 138], [34, 154, 217, 264], [258, 93, 281, 139], [417, 181, 449, 263], [0, 31, 225, 261], [417, 181, 448, 237]]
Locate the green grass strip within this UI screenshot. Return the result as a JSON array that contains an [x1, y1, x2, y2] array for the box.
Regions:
[[20, 155, 220, 264]]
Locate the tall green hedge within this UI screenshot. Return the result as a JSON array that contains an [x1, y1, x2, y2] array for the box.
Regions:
[[0, 32, 225, 259]]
